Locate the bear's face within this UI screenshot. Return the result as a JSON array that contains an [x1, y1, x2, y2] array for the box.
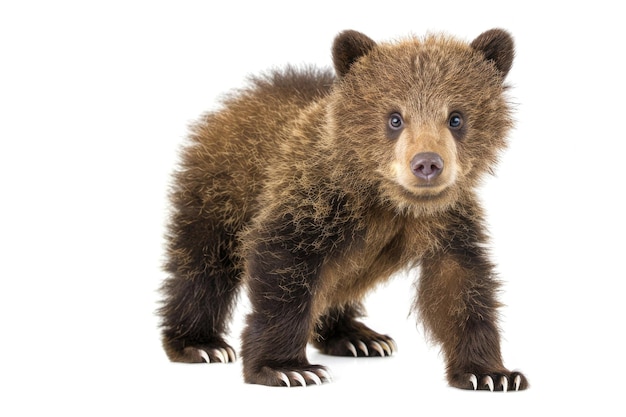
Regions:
[[328, 30, 514, 215]]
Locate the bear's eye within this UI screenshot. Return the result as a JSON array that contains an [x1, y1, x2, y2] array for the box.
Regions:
[[388, 113, 404, 130], [448, 112, 464, 130]]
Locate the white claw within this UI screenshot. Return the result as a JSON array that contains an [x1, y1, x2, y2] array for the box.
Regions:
[[388, 339, 398, 353], [278, 372, 291, 388], [198, 349, 210, 363], [303, 371, 322, 386], [226, 347, 237, 362], [501, 376, 509, 392], [514, 375, 521, 391], [316, 368, 332, 383], [371, 341, 385, 357], [484, 376, 494, 392], [289, 372, 307, 387], [346, 342, 357, 357], [357, 340, 369, 356], [379, 341, 392, 356], [469, 374, 478, 390], [212, 348, 225, 363]]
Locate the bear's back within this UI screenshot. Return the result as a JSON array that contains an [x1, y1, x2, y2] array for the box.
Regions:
[[173, 67, 335, 229]]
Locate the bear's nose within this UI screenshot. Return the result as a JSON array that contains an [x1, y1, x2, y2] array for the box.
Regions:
[[410, 152, 444, 181]]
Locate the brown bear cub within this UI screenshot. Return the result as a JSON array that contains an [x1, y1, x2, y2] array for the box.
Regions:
[[159, 28, 528, 391]]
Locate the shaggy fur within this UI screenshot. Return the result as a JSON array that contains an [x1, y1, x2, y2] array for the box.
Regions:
[[159, 28, 528, 391]]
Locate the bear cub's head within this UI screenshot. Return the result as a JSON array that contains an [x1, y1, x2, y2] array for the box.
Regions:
[[328, 29, 514, 215]]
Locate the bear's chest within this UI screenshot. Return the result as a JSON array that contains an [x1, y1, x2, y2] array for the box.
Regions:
[[314, 210, 435, 308]]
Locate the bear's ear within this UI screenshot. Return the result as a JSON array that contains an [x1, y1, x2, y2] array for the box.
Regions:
[[332, 30, 377, 77], [470, 29, 515, 78]]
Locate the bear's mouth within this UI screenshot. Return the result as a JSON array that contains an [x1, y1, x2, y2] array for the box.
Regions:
[[395, 182, 454, 204], [391, 167, 455, 201], [377, 171, 458, 210], [405, 182, 449, 196]]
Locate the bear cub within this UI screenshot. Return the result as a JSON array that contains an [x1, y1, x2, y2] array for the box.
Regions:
[[159, 28, 528, 391]]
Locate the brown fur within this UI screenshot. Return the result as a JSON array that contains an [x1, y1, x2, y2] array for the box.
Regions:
[[159, 29, 528, 390]]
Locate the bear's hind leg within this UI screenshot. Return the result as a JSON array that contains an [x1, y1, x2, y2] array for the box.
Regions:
[[160, 270, 238, 364], [312, 304, 396, 357], [160, 221, 240, 364]]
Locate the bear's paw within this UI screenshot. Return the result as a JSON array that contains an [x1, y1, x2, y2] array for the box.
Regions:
[[340, 337, 397, 357], [451, 371, 528, 392], [173, 344, 237, 364], [197, 346, 237, 364], [315, 322, 397, 358], [248, 364, 332, 387]]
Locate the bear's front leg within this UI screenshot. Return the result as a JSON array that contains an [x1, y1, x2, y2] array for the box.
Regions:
[[240, 225, 332, 387], [416, 224, 528, 391]]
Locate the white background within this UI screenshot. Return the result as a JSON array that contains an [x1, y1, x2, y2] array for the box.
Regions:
[[1, 1, 624, 415]]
